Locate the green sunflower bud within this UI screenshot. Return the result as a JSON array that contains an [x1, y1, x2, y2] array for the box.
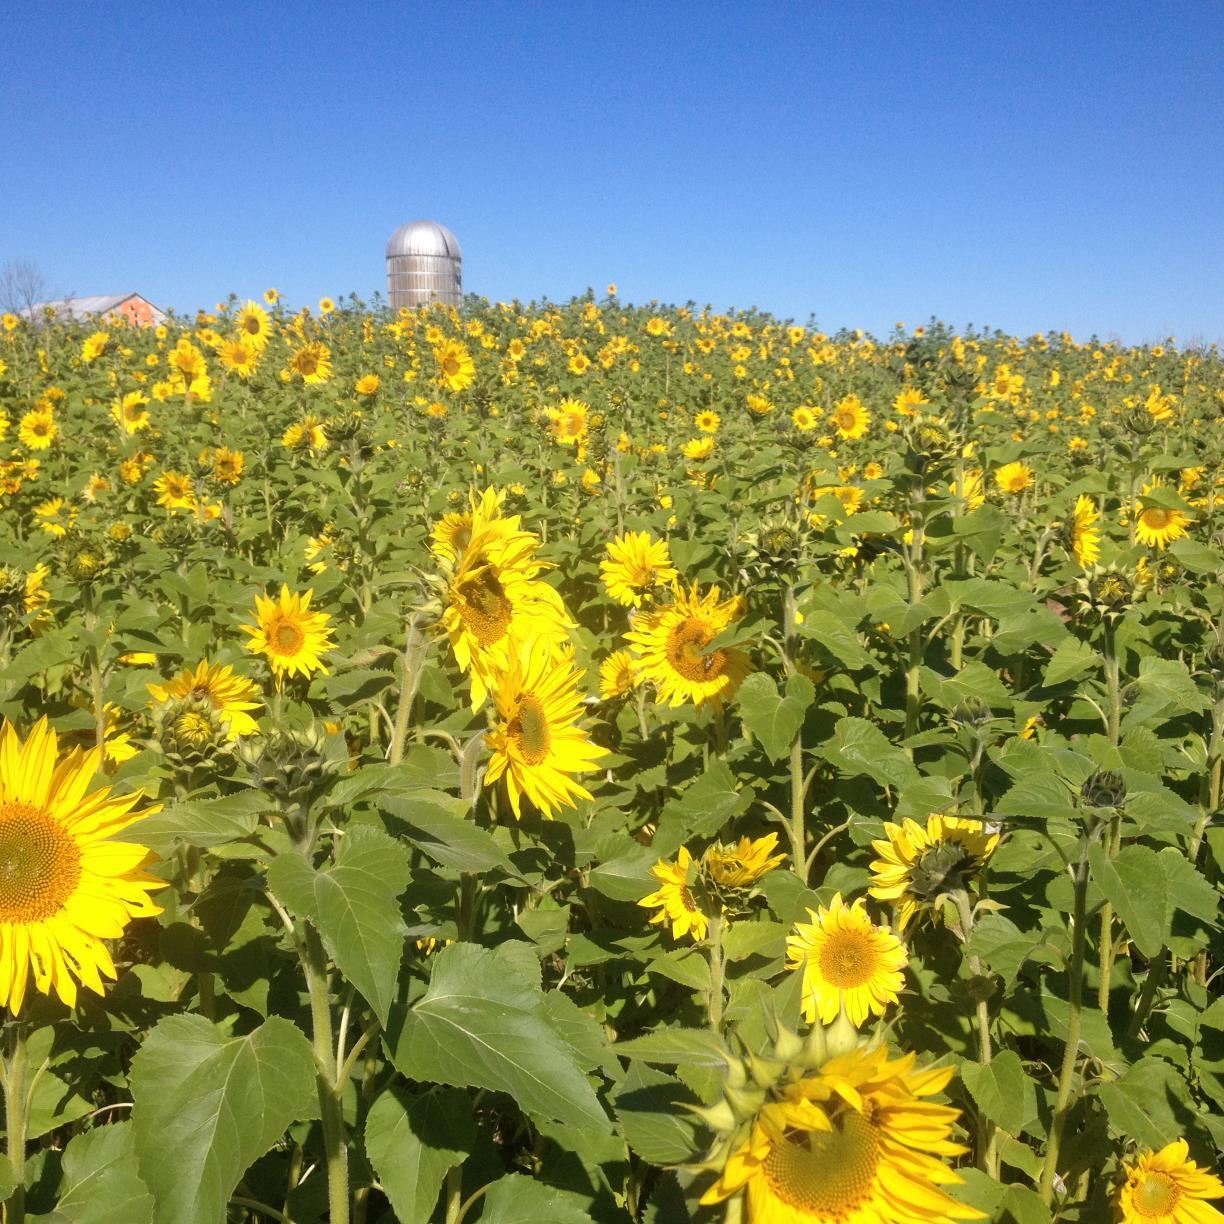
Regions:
[[1081, 769, 1126, 810]]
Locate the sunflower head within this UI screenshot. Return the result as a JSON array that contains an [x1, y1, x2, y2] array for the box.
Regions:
[[156, 696, 230, 769], [696, 1027, 982, 1224], [0, 566, 27, 618], [1081, 769, 1127, 812], [1117, 1139, 1224, 1224], [236, 723, 341, 817]]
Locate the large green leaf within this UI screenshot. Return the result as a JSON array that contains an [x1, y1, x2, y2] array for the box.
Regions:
[[379, 791, 523, 878], [653, 759, 751, 852], [132, 791, 269, 854], [29, 1124, 154, 1224], [386, 943, 610, 1132], [612, 1027, 729, 1068], [613, 1063, 702, 1164], [960, 1050, 1037, 1136], [820, 716, 918, 790], [795, 610, 874, 670], [364, 1087, 475, 1224], [130, 1015, 317, 1224], [737, 672, 814, 762], [1098, 1057, 1194, 1146], [267, 824, 411, 1024], [477, 1174, 592, 1223], [1089, 844, 1169, 959]]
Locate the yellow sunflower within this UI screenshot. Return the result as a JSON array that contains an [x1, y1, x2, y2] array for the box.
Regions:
[[112, 391, 151, 435], [355, 374, 381, 396], [81, 331, 110, 363], [218, 336, 260, 378], [949, 468, 985, 511], [1071, 494, 1102, 567], [792, 406, 818, 432], [547, 398, 590, 445], [832, 394, 870, 439], [1118, 1139, 1224, 1224], [598, 650, 637, 700], [704, 832, 786, 889], [441, 520, 572, 709], [639, 846, 709, 942], [701, 1043, 982, 1224], [994, 461, 1033, 495], [434, 338, 475, 392], [235, 300, 271, 346], [287, 341, 333, 385], [19, 411, 56, 451], [147, 660, 263, 738], [600, 531, 678, 608], [34, 497, 76, 538], [282, 414, 329, 452], [154, 471, 196, 513], [869, 815, 999, 930], [626, 583, 751, 710], [1134, 480, 1190, 550], [430, 486, 511, 564], [242, 585, 336, 683], [695, 410, 721, 433], [786, 893, 907, 1026], [0, 718, 164, 1011], [484, 641, 608, 819]]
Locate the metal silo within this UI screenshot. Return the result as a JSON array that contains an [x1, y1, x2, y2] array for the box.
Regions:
[[386, 220, 462, 309]]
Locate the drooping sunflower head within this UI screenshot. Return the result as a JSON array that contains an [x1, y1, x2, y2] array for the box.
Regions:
[[625, 582, 752, 710], [1117, 1139, 1224, 1224], [484, 639, 608, 819], [703, 832, 786, 892], [242, 585, 336, 684], [786, 893, 908, 1027], [869, 815, 1000, 930], [699, 1037, 982, 1224], [638, 845, 712, 942], [1068, 493, 1102, 568], [0, 718, 164, 1012], [599, 530, 678, 608]]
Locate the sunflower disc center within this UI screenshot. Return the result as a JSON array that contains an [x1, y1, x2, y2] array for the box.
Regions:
[[666, 619, 726, 684], [818, 929, 878, 987], [764, 1111, 879, 1215], [1143, 508, 1171, 529], [457, 568, 513, 647], [272, 620, 306, 655], [1132, 1173, 1180, 1217], [508, 693, 551, 765], [0, 803, 82, 923]]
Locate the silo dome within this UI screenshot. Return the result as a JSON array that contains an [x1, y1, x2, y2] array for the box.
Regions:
[[386, 220, 462, 309]]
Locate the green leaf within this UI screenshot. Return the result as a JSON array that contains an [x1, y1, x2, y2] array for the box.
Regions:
[[0, 1156, 14, 1207], [653, 759, 751, 851], [1098, 1057, 1194, 1146], [386, 943, 610, 1132], [1089, 844, 1169, 958], [1157, 849, 1218, 925], [1000, 1185, 1053, 1224], [132, 791, 269, 854], [960, 1050, 1037, 1136], [737, 672, 814, 762], [379, 791, 522, 878], [795, 610, 874, 670], [612, 1027, 729, 1068], [28, 1124, 154, 1224], [130, 1015, 317, 1224], [820, 716, 918, 790], [1043, 637, 1101, 688], [477, 1174, 592, 1223], [267, 824, 411, 1025], [364, 1087, 475, 1224], [613, 1063, 702, 1164]]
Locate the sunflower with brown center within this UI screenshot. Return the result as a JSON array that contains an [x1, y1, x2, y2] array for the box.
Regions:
[[600, 530, 678, 608], [433, 338, 475, 392], [484, 641, 608, 819], [869, 815, 1000, 930], [147, 660, 263, 738], [1117, 1140, 1224, 1223], [1134, 480, 1191, 550], [242, 585, 336, 684], [441, 519, 572, 710], [0, 718, 164, 1011], [700, 1042, 982, 1224], [786, 893, 907, 1027], [625, 582, 751, 709], [639, 845, 710, 941]]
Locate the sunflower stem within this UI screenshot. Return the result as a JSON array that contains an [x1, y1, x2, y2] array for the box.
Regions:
[[388, 613, 426, 766], [705, 913, 726, 1033], [1039, 847, 1090, 1207], [781, 587, 807, 879], [3, 1023, 27, 1224], [298, 924, 349, 1224], [953, 891, 998, 1178], [1096, 619, 1123, 1014]]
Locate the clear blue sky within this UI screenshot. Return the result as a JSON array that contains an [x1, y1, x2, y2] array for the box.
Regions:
[[4, 2, 1222, 342]]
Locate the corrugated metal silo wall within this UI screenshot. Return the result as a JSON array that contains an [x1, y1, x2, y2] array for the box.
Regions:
[[387, 254, 462, 309]]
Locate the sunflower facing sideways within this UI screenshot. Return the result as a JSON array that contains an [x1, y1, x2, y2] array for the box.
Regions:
[[484, 640, 608, 819], [786, 893, 907, 1027], [600, 530, 678, 608], [242, 585, 336, 684], [0, 718, 164, 1011], [147, 660, 263, 738], [700, 1042, 983, 1224], [639, 845, 709, 942], [1071, 493, 1102, 568], [1117, 1140, 1224, 1224], [869, 814, 999, 930], [626, 582, 751, 709]]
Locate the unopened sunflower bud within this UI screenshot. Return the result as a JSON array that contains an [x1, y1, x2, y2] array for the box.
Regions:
[[951, 696, 991, 729], [1081, 769, 1126, 810]]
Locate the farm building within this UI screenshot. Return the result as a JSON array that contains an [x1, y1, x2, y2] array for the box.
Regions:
[[386, 220, 462, 309], [27, 293, 166, 327]]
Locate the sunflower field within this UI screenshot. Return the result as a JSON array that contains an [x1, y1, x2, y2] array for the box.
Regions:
[[0, 293, 1221, 1224]]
